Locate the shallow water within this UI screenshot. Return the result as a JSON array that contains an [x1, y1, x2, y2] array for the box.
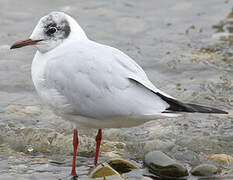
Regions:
[[0, 0, 233, 179]]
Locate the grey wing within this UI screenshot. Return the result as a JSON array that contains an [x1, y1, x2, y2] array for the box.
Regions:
[[45, 41, 226, 120], [44, 41, 172, 118]]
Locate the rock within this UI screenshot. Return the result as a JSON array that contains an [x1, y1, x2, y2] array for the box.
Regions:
[[190, 164, 219, 176], [172, 150, 200, 166], [144, 151, 188, 177], [143, 139, 175, 154]]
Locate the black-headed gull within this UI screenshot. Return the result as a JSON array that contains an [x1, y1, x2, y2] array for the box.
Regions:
[[10, 11, 227, 177]]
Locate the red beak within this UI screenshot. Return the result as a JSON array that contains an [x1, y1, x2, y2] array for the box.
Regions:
[[10, 38, 43, 49]]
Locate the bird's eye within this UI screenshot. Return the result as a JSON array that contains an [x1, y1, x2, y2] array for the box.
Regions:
[[47, 27, 57, 35]]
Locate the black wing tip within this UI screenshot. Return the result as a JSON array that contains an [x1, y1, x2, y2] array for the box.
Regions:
[[191, 108, 228, 114], [155, 92, 228, 115], [163, 108, 228, 114], [216, 110, 228, 114], [185, 103, 228, 114], [200, 109, 228, 114]]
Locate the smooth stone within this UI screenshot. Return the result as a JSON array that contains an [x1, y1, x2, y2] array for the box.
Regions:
[[191, 164, 219, 176], [144, 151, 188, 177], [143, 139, 175, 154], [172, 150, 200, 166]]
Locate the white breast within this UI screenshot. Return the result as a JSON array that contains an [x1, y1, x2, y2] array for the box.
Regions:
[[31, 51, 73, 115], [31, 51, 47, 91]]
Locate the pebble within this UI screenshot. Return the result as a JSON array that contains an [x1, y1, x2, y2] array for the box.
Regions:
[[190, 164, 219, 176], [144, 151, 188, 177]]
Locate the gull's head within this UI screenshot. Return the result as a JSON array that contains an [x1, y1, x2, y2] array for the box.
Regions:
[[10, 11, 87, 53]]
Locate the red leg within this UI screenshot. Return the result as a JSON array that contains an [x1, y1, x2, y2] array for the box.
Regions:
[[94, 129, 102, 166], [71, 129, 78, 176]]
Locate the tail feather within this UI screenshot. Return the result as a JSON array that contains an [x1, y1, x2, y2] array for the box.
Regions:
[[155, 92, 228, 114]]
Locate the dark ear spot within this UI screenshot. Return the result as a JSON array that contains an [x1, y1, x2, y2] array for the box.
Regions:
[[43, 14, 71, 39], [44, 19, 70, 39], [61, 20, 70, 38]]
